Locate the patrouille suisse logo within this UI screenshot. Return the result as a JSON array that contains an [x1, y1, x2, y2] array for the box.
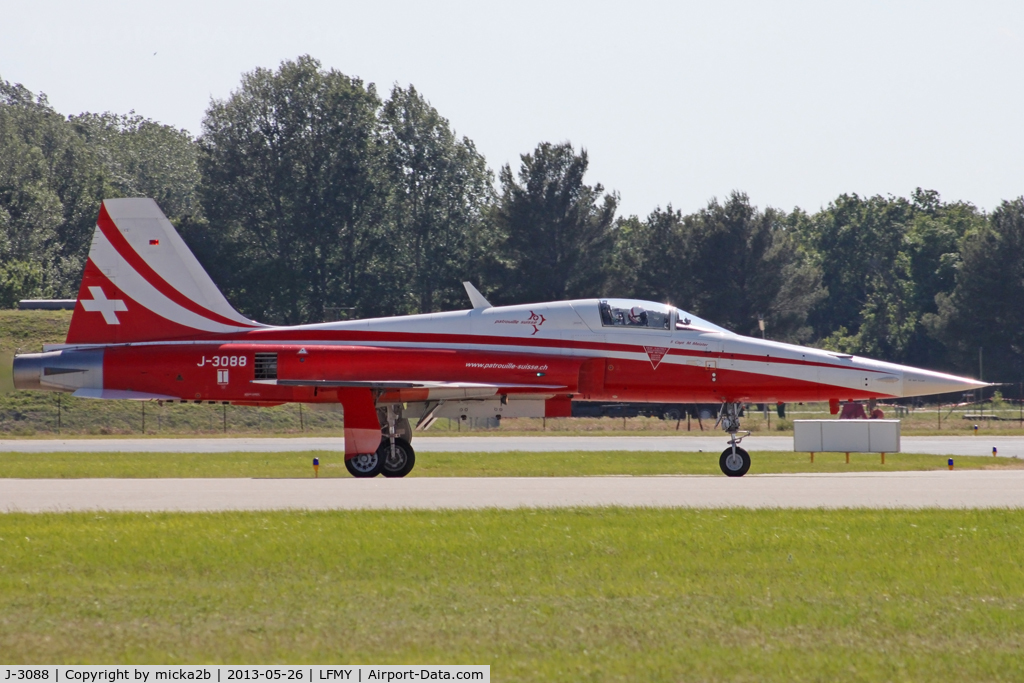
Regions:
[[493, 310, 547, 335], [644, 346, 669, 369]]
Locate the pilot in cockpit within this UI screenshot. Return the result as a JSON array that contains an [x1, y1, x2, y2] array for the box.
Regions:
[[627, 306, 648, 326]]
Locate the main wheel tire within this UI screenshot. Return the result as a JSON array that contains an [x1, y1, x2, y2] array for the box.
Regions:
[[345, 451, 384, 478], [379, 437, 416, 478], [719, 446, 751, 477]]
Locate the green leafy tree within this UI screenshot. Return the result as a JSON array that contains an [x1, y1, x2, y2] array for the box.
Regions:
[[680, 193, 824, 341], [904, 189, 984, 366], [493, 142, 616, 303], [199, 56, 387, 324], [609, 195, 823, 342], [380, 85, 494, 312], [800, 194, 915, 346], [72, 112, 200, 220], [932, 198, 1024, 381], [0, 80, 96, 300], [0, 260, 45, 308], [801, 190, 981, 365], [605, 206, 690, 305], [0, 78, 202, 304]]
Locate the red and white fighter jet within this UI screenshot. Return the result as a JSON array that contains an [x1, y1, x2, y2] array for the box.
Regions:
[[13, 199, 987, 476]]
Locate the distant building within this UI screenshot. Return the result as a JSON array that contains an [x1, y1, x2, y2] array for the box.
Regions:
[[18, 300, 77, 310]]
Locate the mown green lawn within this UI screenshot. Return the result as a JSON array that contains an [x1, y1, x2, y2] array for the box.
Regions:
[[1, 508, 1021, 681], [0, 449, 1015, 478]]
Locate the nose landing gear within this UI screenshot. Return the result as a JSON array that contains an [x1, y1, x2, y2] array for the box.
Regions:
[[716, 402, 751, 477], [720, 446, 751, 477]]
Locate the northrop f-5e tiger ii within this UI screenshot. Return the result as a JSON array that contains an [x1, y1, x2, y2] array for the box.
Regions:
[[13, 199, 987, 476]]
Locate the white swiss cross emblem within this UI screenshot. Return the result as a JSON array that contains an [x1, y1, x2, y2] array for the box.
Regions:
[[80, 286, 128, 325]]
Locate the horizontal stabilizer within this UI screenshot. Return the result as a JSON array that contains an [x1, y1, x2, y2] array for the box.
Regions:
[[73, 388, 178, 401]]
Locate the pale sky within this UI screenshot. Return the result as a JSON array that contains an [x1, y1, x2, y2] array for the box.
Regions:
[[3, 1, 1022, 217]]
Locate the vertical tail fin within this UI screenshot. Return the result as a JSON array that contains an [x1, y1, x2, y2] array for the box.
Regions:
[[66, 198, 260, 344]]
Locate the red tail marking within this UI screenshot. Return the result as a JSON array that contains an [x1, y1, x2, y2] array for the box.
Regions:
[[95, 204, 255, 329], [66, 259, 218, 344]]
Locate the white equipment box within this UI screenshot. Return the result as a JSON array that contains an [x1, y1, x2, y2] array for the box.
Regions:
[[793, 419, 901, 453]]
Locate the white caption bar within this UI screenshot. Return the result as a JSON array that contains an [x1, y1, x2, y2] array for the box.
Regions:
[[0, 667, 488, 683]]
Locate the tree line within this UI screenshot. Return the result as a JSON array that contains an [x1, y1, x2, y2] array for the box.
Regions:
[[2, 56, 1022, 382]]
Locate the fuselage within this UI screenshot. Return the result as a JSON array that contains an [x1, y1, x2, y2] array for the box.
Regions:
[[13, 297, 985, 409]]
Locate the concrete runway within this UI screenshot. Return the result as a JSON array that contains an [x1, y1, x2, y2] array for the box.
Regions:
[[1, 435, 1023, 457], [2, 470, 1021, 512]]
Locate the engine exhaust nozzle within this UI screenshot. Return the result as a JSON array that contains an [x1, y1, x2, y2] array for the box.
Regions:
[[12, 352, 47, 391]]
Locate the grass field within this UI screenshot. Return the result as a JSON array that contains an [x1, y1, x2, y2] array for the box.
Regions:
[[0, 449, 1018, 478], [1, 508, 1022, 680]]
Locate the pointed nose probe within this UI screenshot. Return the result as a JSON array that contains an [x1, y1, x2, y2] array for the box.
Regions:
[[899, 366, 988, 398]]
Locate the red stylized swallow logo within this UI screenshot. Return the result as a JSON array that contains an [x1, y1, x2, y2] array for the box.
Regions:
[[492, 310, 547, 335], [527, 310, 546, 335]]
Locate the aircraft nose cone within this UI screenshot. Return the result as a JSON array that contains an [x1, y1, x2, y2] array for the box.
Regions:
[[901, 366, 987, 398]]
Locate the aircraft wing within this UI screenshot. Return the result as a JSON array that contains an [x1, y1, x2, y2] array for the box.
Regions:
[[253, 379, 567, 390], [252, 379, 568, 401]]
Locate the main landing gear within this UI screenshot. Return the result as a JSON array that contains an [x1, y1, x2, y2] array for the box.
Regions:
[[346, 435, 415, 478], [716, 402, 751, 477], [341, 401, 416, 478], [379, 404, 416, 478]]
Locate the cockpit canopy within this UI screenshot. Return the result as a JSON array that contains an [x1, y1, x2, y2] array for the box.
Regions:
[[598, 299, 731, 334], [599, 299, 671, 329]]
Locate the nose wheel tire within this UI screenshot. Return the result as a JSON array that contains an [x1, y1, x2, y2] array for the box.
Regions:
[[719, 447, 751, 477], [345, 451, 384, 478], [379, 437, 416, 478]]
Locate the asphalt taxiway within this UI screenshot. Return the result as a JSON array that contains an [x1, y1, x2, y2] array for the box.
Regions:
[[1, 470, 1021, 512], [2, 435, 1024, 457]]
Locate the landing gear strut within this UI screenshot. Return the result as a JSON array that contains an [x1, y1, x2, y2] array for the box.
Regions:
[[716, 402, 751, 477], [379, 404, 416, 478]]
